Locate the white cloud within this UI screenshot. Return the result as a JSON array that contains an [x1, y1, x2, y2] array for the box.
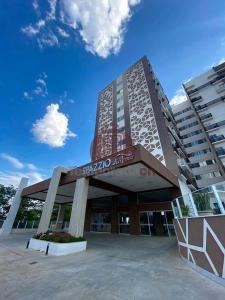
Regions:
[[31, 103, 76, 147], [47, 0, 57, 20], [61, 0, 141, 58], [57, 91, 75, 105], [27, 163, 37, 171], [21, 0, 141, 58], [32, 0, 39, 11], [1, 153, 39, 171], [23, 72, 48, 99], [37, 30, 59, 49], [0, 154, 43, 186], [1, 153, 24, 169], [23, 91, 32, 100], [57, 26, 69, 38], [21, 19, 45, 37], [0, 171, 44, 187], [170, 88, 187, 106], [218, 57, 225, 64]]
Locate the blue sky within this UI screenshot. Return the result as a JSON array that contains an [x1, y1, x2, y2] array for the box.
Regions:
[[0, 0, 225, 187]]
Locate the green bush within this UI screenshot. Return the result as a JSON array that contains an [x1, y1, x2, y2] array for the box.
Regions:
[[181, 204, 189, 217], [194, 193, 211, 211], [33, 231, 86, 243]]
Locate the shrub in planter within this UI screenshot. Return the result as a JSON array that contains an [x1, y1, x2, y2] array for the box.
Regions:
[[33, 231, 86, 243], [194, 193, 211, 212], [181, 204, 189, 217]]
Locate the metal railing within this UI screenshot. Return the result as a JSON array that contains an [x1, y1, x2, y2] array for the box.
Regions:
[[13, 219, 40, 229]]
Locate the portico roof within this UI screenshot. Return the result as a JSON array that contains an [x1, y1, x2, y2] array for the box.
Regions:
[[21, 144, 180, 203]]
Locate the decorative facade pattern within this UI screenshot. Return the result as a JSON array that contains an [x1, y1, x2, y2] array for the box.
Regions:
[[95, 85, 113, 160], [125, 61, 165, 164], [174, 216, 225, 279]]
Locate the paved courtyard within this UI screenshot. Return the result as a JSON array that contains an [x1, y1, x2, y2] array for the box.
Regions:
[[0, 232, 225, 300]]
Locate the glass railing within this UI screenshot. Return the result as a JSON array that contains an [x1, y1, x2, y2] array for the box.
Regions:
[[216, 148, 225, 156], [200, 113, 212, 121], [172, 181, 225, 218], [191, 96, 202, 102], [209, 135, 225, 143]]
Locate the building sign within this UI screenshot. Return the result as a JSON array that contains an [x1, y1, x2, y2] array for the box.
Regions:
[[82, 149, 135, 176]]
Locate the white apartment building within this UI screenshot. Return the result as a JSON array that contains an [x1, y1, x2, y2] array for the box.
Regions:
[[171, 62, 225, 188]]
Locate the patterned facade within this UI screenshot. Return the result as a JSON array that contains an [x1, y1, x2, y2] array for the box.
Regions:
[[93, 56, 188, 181], [125, 61, 165, 164], [94, 85, 113, 160]]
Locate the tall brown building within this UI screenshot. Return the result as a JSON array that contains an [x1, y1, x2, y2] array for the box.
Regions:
[[93, 56, 187, 177]]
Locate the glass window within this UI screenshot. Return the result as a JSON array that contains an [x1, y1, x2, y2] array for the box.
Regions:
[[140, 212, 148, 224]]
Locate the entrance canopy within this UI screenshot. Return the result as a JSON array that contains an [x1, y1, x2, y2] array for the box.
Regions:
[[21, 145, 180, 203]]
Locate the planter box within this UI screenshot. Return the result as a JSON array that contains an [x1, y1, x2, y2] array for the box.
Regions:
[[29, 238, 87, 256]]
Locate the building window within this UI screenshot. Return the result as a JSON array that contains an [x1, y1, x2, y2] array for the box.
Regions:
[[176, 114, 195, 124], [216, 147, 225, 156], [188, 149, 211, 157], [181, 129, 202, 139], [173, 106, 192, 117], [185, 139, 206, 148], [179, 121, 199, 131]]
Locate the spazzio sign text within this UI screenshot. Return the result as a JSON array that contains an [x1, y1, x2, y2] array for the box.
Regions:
[[82, 151, 134, 175]]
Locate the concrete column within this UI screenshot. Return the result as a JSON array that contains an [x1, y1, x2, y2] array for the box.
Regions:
[[128, 195, 140, 235], [0, 177, 28, 235], [37, 166, 67, 234], [68, 177, 89, 237], [55, 204, 65, 230], [111, 197, 119, 234]]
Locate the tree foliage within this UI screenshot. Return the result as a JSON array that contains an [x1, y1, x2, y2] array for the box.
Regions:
[[0, 184, 16, 218], [16, 198, 43, 221], [0, 183, 43, 221]]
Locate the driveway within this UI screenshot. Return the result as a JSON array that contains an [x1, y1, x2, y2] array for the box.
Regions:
[[0, 232, 224, 300]]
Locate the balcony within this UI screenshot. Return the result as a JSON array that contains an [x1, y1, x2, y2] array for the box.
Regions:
[[216, 147, 225, 157], [187, 88, 198, 95], [190, 96, 202, 103], [195, 104, 207, 111], [216, 147, 225, 156], [209, 134, 225, 143], [205, 120, 225, 132], [200, 113, 212, 121], [204, 123, 218, 131]]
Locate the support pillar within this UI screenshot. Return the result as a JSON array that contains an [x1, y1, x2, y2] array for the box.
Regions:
[[68, 177, 89, 237], [37, 166, 67, 234], [111, 197, 119, 234], [128, 195, 140, 235], [55, 204, 65, 230], [0, 177, 28, 235]]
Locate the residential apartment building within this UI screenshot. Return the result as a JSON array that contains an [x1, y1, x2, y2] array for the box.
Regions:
[[171, 62, 225, 188], [92, 56, 193, 186]]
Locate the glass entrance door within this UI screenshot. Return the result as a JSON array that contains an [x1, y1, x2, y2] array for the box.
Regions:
[[119, 213, 130, 234], [90, 213, 111, 232], [139, 211, 153, 235], [139, 211, 175, 236]]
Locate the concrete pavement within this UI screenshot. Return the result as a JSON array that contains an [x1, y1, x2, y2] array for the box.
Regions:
[[0, 232, 225, 300]]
